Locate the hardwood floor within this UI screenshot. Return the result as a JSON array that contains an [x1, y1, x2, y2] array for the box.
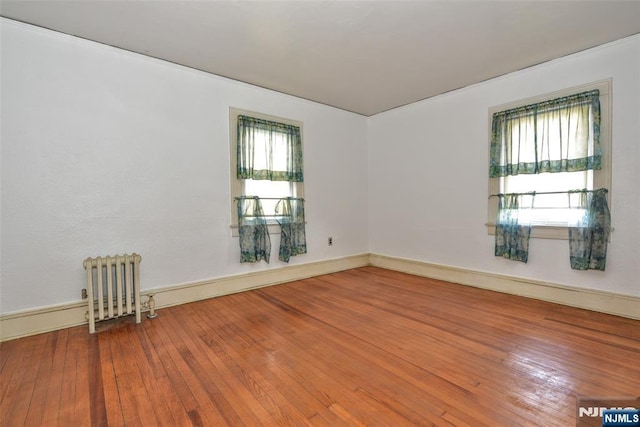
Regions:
[[1, 267, 638, 426]]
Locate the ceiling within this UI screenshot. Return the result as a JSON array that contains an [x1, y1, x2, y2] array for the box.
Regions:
[[2, 1, 640, 116]]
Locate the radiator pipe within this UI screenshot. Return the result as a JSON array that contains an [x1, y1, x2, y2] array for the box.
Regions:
[[147, 294, 158, 319]]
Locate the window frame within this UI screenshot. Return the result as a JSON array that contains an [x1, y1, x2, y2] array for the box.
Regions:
[[486, 79, 612, 240], [229, 107, 305, 236]]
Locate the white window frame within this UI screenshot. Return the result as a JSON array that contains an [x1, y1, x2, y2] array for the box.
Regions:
[[229, 107, 305, 236], [486, 79, 612, 240]]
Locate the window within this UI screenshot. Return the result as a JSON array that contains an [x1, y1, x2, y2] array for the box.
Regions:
[[487, 80, 611, 239], [229, 108, 304, 235]]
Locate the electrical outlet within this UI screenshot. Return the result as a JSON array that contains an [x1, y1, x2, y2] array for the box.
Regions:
[[328, 237, 333, 246]]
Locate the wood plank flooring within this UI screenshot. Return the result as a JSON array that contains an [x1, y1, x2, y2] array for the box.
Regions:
[[1, 267, 638, 426]]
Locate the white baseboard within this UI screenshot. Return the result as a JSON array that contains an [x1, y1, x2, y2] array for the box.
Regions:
[[0, 302, 89, 342], [369, 253, 640, 320], [147, 253, 370, 310], [0, 254, 370, 342], [3, 252, 637, 342]]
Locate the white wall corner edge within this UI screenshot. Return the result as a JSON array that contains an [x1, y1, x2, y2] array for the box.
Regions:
[[0, 254, 370, 342], [369, 253, 640, 321]]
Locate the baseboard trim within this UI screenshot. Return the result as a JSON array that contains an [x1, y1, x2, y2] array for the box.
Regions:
[[0, 254, 370, 342], [3, 252, 637, 341], [369, 253, 640, 320], [147, 253, 370, 311], [0, 302, 89, 343]]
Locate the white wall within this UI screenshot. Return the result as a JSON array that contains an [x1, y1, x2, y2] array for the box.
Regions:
[[368, 35, 640, 297], [0, 19, 369, 314], [2, 19, 638, 317]]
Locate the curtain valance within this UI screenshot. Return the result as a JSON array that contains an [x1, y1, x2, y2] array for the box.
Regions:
[[237, 115, 303, 182], [490, 90, 601, 178]]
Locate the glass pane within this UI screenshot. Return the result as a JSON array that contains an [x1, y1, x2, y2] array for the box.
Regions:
[[248, 128, 289, 173], [502, 170, 591, 225], [243, 179, 294, 217], [271, 133, 288, 172], [252, 128, 269, 171]]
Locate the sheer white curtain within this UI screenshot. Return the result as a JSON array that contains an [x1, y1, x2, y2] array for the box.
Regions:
[[567, 189, 611, 270], [490, 90, 601, 177], [237, 115, 303, 182], [494, 193, 536, 263]]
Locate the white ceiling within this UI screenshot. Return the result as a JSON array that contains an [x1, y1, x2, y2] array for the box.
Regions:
[[2, 1, 640, 116]]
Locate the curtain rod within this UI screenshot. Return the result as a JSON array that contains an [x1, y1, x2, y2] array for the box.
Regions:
[[234, 197, 305, 201], [488, 189, 606, 199], [237, 214, 286, 218]]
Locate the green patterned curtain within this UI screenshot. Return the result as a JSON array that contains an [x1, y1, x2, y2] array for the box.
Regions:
[[237, 197, 271, 263], [568, 189, 611, 270], [275, 198, 307, 263], [237, 115, 303, 182], [495, 193, 536, 263], [490, 90, 600, 178]]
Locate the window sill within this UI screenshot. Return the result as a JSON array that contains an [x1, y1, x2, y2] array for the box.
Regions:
[[230, 221, 308, 237], [485, 223, 614, 240], [230, 223, 282, 237], [488, 223, 570, 240]]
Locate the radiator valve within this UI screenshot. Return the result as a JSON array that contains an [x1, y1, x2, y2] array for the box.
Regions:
[[145, 294, 158, 319]]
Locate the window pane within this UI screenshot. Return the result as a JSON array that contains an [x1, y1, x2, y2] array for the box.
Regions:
[[244, 179, 294, 217], [491, 90, 600, 177], [271, 133, 288, 172], [251, 128, 269, 171], [248, 129, 289, 173], [503, 170, 591, 225]]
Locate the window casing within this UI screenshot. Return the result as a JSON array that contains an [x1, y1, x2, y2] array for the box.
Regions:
[[229, 107, 304, 235], [487, 80, 612, 239]]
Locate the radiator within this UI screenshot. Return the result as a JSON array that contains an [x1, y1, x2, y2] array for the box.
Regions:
[[83, 254, 142, 333]]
